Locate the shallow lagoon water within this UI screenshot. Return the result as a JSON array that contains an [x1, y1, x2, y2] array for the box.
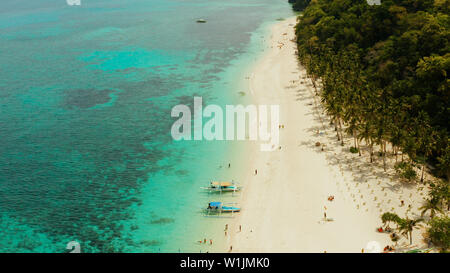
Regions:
[[0, 0, 293, 252]]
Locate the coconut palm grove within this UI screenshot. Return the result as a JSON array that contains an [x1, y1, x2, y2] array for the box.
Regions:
[[289, 0, 449, 251]]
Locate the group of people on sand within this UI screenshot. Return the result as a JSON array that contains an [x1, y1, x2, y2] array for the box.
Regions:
[[225, 224, 243, 252], [383, 245, 395, 252], [198, 238, 213, 245], [224, 224, 242, 236], [197, 218, 241, 247], [377, 226, 393, 233]]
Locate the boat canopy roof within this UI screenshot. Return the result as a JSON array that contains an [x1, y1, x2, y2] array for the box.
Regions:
[[209, 202, 222, 207], [211, 181, 232, 187]]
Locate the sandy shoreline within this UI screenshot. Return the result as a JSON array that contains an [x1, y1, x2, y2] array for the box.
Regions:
[[224, 17, 430, 253]]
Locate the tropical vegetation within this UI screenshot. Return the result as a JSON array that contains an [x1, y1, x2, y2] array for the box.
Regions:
[[381, 212, 423, 245], [291, 0, 449, 180], [426, 216, 450, 251], [290, 0, 449, 251]]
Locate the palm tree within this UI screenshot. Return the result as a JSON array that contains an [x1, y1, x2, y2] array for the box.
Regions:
[[372, 88, 393, 172], [389, 126, 404, 163], [321, 73, 344, 144], [437, 147, 450, 184], [345, 120, 360, 154], [374, 130, 388, 172], [322, 96, 341, 141], [381, 212, 401, 229], [328, 55, 346, 146], [372, 108, 388, 171], [403, 135, 418, 163], [420, 197, 443, 218], [397, 217, 424, 245], [429, 181, 450, 212], [341, 48, 365, 156], [415, 112, 436, 183], [358, 121, 376, 162]]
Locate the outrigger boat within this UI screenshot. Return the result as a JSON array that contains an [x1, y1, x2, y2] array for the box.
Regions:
[[201, 181, 241, 193], [205, 202, 241, 215]]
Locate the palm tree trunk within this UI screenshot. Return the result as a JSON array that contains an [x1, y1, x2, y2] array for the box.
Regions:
[[335, 118, 340, 141], [311, 76, 318, 94], [338, 119, 344, 146], [357, 138, 361, 156], [421, 164, 425, 183], [382, 141, 387, 172]]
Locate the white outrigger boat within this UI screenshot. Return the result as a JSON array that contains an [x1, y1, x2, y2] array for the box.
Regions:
[[201, 181, 241, 193], [205, 202, 241, 215]]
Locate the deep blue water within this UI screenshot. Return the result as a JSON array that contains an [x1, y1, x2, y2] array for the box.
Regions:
[[0, 0, 293, 252]]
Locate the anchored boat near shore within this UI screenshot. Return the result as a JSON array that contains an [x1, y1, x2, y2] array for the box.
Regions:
[[205, 202, 241, 215], [201, 181, 241, 193]]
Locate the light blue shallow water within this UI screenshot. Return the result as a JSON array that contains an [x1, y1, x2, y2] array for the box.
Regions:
[[0, 0, 293, 252]]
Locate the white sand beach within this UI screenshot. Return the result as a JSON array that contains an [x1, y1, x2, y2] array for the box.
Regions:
[[225, 17, 431, 253]]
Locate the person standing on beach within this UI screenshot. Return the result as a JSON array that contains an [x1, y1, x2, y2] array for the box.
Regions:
[[255, 169, 258, 175]]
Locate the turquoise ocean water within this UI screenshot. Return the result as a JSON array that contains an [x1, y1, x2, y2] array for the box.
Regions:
[[0, 0, 293, 252]]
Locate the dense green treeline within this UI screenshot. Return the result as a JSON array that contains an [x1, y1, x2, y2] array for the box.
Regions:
[[289, 0, 311, 11], [290, 0, 449, 251], [292, 0, 449, 178]]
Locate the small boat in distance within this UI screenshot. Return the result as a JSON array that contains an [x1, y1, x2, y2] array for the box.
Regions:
[[205, 202, 240, 214], [201, 181, 241, 193], [196, 19, 207, 23]]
